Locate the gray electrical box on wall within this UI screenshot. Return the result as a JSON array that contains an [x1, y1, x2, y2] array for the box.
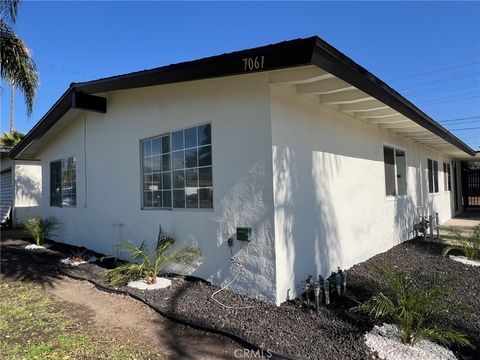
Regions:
[[236, 227, 252, 241]]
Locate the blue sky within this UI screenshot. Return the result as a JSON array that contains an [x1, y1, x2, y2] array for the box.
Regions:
[[2, 1, 479, 150]]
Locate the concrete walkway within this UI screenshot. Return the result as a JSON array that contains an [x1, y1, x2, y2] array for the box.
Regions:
[[441, 210, 480, 229], [438, 209, 480, 239]]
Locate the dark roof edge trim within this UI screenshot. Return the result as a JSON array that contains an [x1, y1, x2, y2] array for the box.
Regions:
[[10, 36, 476, 159], [310, 38, 475, 156]]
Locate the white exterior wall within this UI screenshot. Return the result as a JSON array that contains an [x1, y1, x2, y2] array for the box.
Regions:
[[270, 85, 456, 304], [0, 156, 41, 226], [13, 160, 42, 225], [39, 74, 278, 302]]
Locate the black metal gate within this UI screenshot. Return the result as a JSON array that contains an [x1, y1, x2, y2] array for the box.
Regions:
[[462, 164, 480, 208]]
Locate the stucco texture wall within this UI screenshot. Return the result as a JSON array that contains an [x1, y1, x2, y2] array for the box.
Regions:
[[39, 73, 278, 303], [270, 84, 456, 304], [14, 161, 42, 225]]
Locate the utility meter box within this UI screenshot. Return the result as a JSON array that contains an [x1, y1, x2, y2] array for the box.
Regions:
[[236, 227, 252, 242]]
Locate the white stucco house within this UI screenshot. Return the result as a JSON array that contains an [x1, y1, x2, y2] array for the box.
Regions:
[[1, 147, 42, 226], [10, 37, 477, 304]]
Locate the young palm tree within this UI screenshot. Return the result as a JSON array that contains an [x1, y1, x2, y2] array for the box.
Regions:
[[101, 227, 202, 286], [0, 0, 39, 116], [355, 266, 472, 348], [0, 129, 24, 147]]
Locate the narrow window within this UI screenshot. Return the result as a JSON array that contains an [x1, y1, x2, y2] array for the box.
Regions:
[[50, 161, 62, 207], [443, 162, 451, 191], [383, 146, 407, 197], [141, 123, 212, 209], [428, 159, 439, 193], [383, 147, 396, 196], [50, 157, 76, 207], [395, 150, 407, 196]]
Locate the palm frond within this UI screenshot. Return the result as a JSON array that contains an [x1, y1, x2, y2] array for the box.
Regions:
[[100, 262, 148, 287], [24, 216, 58, 245], [442, 245, 458, 257], [412, 327, 474, 349], [0, 0, 19, 24], [101, 226, 202, 285], [0, 130, 24, 147], [354, 265, 471, 349], [0, 21, 38, 116], [354, 292, 395, 319], [444, 225, 480, 260]]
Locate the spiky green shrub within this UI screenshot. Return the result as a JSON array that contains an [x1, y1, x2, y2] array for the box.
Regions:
[[101, 227, 202, 286], [355, 266, 472, 348], [24, 216, 58, 246], [442, 225, 480, 260]]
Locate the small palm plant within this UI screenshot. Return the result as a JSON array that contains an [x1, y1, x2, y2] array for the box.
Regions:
[[355, 266, 472, 348], [101, 227, 202, 286], [24, 216, 58, 246], [0, 130, 25, 147], [442, 225, 480, 260]]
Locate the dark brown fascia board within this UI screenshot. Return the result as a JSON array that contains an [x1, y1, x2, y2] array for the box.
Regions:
[[9, 36, 476, 159], [72, 92, 107, 113], [9, 90, 107, 159], [9, 37, 316, 159]]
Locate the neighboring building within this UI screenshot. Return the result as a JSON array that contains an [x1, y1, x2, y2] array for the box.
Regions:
[[1, 148, 42, 226], [9, 37, 477, 304]]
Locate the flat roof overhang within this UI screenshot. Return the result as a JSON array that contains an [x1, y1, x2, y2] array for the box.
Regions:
[[9, 36, 476, 159]]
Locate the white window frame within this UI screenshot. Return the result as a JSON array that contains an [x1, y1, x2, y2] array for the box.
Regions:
[[383, 144, 408, 200], [140, 122, 213, 211], [49, 156, 77, 208]]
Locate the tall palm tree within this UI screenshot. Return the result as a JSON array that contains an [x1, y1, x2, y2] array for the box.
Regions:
[[0, 0, 38, 117]]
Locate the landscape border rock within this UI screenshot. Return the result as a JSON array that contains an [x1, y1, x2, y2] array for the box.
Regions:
[[365, 323, 456, 360], [128, 277, 172, 290], [449, 255, 480, 267]]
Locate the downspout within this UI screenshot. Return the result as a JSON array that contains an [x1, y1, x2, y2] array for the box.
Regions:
[[83, 114, 88, 208], [418, 143, 424, 212]]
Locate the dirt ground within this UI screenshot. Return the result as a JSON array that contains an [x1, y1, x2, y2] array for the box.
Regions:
[[47, 276, 241, 360], [0, 237, 245, 360]]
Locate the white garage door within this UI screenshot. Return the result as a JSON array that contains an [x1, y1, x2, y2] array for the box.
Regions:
[[0, 170, 12, 223]]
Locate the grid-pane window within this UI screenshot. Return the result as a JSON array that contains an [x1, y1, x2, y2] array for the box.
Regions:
[[62, 157, 76, 206], [142, 135, 171, 208], [50, 157, 76, 207], [141, 123, 212, 209], [428, 159, 439, 193], [443, 163, 451, 191], [383, 146, 407, 196]]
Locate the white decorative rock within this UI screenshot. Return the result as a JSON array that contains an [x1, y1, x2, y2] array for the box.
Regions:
[[127, 277, 172, 290], [365, 324, 456, 360], [25, 244, 51, 250], [449, 255, 480, 267], [60, 258, 87, 266]]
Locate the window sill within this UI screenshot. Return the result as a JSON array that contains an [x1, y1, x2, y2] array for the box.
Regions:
[[141, 207, 214, 212], [385, 195, 409, 202]]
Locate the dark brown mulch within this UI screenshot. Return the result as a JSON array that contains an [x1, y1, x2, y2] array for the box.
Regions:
[[2, 235, 479, 359]]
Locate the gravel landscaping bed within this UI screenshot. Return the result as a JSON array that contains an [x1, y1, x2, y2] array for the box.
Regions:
[[2, 236, 479, 360]]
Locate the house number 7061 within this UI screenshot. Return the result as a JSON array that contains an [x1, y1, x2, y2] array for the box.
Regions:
[[242, 56, 265, 71]]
